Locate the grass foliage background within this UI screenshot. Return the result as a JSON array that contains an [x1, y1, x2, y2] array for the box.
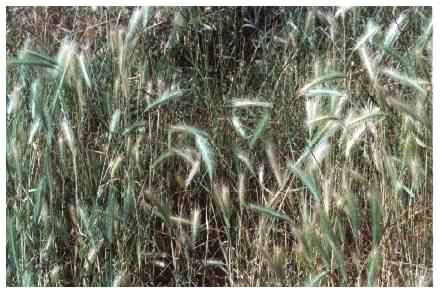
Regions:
[[6, 6, 432, 286]]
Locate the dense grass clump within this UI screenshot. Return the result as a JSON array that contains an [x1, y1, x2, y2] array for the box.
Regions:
[[6, 6, 432, 286]]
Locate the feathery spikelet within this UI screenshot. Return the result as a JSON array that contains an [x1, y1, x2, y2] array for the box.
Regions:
[[307, 137, 331, 171], [61, 118, 77, 157], [305, 97, 321, 135]]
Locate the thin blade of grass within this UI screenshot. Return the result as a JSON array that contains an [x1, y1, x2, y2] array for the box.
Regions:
[[299, 72, 345, 95], [367, 247, 383, 286], [247, 203, 292, 223], [249, 110, 271, 148], [144, 88, 186, 112], [288, 164, 321, 202], [382, 68, 427, 97]]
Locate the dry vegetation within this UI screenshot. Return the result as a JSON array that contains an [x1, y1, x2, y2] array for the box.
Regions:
[[6, 6, 432, 286]]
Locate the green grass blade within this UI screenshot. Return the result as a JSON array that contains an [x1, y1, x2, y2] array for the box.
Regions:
[[144, 88, 186, 112], [305, 270, 329, 286], [367, 247, 383, 286], [288, 164, 321, 202], [382, 68, 427, 97], [32, 176, 47, 227], [7, 213, 20, 275], [247, 203, 292, 223], [249, 110, 271, 148], [369, 191, 383, 247], [304, 88, 345, 97], [299, 72, 345, 95], [104, 190, 115, 243], [383, 12, 408, 51]]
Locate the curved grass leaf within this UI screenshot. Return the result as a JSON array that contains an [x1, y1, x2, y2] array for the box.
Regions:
[[8, 50, 59, 70], [288, 164, 321, 202], [249, 110, 271, 148], [247, 203, 292, 223], [382, 68, 427, 97], [229, 99, 273, 108], [122, 121, 146, 136], [304, 88, 345, 97], [353, 19, 379, 51], [299, 72, 345, 95], [144, 88, 186, 112]]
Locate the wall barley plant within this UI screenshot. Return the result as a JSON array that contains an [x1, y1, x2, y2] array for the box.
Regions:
[[6, 6, 431, 287]]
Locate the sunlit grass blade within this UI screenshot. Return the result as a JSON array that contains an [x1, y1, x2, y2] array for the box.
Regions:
[[416, 18, 432, 52], [383, 12, 408, 51], [110, 109, 122, 134], [229, 99, 273, 109], [353, 19, 379, 51], [382, 68, 427, 97], [304, 88, 345, 97], [299, 72, 345, 95], [144, 88, 186, 112], [78, 52, 91, 88], [9, 50, 59, 70], [359, 45, 376, 82]]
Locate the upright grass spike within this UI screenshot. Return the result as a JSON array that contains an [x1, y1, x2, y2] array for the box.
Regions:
[[191, 208, 201, 243], [358, 45, 377, 83], [265, 142, 284, 188], [77, 52, 92, 89], [306, 137, 331, 171], [110, 109, 122, 134], [61, 118, 77, 158]]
